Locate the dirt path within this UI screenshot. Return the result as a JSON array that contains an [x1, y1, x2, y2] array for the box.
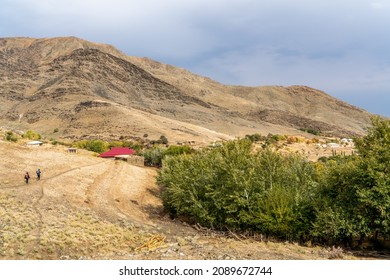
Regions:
[[0, 141, 160, 226], [85, 160, 160, 225]]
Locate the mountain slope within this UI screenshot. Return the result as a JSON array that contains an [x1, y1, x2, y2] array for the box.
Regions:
[[0, 37, 372, 143]]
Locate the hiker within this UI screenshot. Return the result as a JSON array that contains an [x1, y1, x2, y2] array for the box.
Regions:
[[24, 172, 30, 184], [36, 169, 41, 180]]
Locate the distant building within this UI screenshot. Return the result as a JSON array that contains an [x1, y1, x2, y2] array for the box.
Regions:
[[327, 143, 340, 148], [99, 147, 136, 158], [27, 141, 43, 146], [340, 138, 353, 144], [67, 148, 77, 153]]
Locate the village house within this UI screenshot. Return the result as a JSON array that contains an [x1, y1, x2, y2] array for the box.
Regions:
[[99, 147, 136, 158]]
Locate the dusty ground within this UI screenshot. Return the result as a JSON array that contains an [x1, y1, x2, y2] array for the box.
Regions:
[[0, 139, 386, 260]]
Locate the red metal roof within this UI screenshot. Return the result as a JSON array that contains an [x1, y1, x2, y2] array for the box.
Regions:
[[99, 147, 136, 158]]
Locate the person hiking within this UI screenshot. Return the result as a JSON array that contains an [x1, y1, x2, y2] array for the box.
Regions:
[[36, 169, 41, 180], [24, 172, 30, 184]]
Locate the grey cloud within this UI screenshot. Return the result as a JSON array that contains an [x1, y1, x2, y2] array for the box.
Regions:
[[0, 0, 389, 116]]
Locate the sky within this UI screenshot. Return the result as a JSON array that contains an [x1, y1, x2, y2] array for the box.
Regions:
[[1, 0, 389, 117]]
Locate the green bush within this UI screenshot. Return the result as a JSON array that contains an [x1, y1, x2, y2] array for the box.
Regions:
[[126, 142, 143, 154], [245, 133, 264, 143], [142, 145, 193, 167], [22, 130, 41, 140], [300, 128, 321, 136], [108, 141, 125, 149], [5, 131, 18, 142], [159, 135, 168, 145], [74, 140, 109, 154], [143, 146, 166, 167]]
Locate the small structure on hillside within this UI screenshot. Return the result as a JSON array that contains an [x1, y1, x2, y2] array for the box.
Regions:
[[340, 138, 353, 145], [327, 142, 340, 148], [67, 148, 77, 153], [99, 147, 144, 166], [99, 147, 136, 158], [27, 141, 43, 146]]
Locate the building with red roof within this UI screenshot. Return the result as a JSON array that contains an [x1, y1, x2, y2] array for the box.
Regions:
[[99, 147, 136, 158]]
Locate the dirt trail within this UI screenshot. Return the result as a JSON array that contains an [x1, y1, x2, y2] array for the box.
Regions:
[[0, 142, 161, 227], [86, 160, 160, 225]]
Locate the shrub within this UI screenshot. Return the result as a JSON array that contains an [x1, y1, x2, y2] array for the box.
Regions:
[[5, 131, 17, 142], [263, 133, 286, 147], [22, 130, 41, 140], [108, 141, 124, 149], [286, 136, 298, 144], [142, 145, 193, 167], [74, 140, 109, 154], [126, 142, 143, 154], [143, 146, 166, 167], [300, 128, 321, 136], [245, 133, 263, 143], [159, 135, 168, 145], [271, 134, 286, 141]]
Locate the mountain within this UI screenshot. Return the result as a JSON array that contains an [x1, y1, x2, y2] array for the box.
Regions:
[[0, 37, 372, 144]]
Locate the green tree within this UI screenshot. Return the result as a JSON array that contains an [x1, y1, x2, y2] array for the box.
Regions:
[[313, 116, 390, 244], [159, 139, 317, 240], [85, 140, 109, 154], [312, 156, 368, 245], [354, 116, 390, 237]]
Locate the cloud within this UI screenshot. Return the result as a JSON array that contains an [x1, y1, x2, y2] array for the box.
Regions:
[[0, 0, 389, 115], [370, 1, 389, 10]]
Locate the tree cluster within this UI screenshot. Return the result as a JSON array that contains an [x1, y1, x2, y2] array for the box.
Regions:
[[158, 117, 390, 247]]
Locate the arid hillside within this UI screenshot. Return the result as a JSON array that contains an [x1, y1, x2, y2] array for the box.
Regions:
[[0, 37, 372, 144]]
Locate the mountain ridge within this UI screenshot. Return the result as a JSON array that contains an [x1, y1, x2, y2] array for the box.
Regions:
[[0, 36, 372, 144]]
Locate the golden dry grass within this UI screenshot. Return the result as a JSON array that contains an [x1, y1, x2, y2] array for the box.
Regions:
[[0, 192, 154, 259]]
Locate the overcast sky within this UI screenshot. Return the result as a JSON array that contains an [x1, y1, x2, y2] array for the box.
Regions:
[[1, 0, 389, 117]]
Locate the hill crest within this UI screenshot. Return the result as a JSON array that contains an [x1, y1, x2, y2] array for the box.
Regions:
[[0, 36, 372, 143]]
